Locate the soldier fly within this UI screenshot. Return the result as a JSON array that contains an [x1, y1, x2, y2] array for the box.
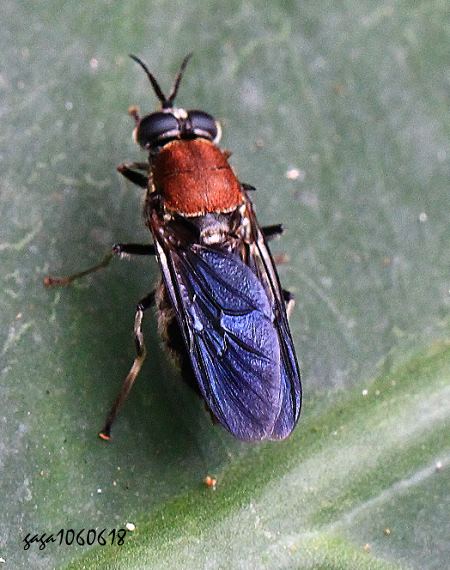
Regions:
[[45, 54, 302, 441]]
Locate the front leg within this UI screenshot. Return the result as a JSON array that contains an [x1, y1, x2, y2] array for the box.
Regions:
[[117, 163, 148, 189], [44, 243, 156, 287]]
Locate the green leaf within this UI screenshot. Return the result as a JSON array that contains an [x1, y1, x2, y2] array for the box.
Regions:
[[66, 343, 450, 570], [2, 1, 449, 569]]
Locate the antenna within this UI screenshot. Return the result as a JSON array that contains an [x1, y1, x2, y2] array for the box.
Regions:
[[129, 53, 193, 109], [167, 53, 193, 106]]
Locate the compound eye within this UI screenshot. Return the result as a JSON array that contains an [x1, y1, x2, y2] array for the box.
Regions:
[[136, 112, 180, 148], [187, 110, 220, 142]]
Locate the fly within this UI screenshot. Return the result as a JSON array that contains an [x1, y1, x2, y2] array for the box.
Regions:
[[45, 54, 302, 441]]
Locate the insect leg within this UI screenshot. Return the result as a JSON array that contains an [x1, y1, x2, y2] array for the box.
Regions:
[[113, 243, 156, 257], [128, 105, 140, 124], [283, 289, 295, 319], [262, 224, 284, 240], [44, 244, 155, 287], [44, 252, 115, 287], [99, 291, 155, 440], [122, 161, 148, 171], [117, 163, 148, 188]]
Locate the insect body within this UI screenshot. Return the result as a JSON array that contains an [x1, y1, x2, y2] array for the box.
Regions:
[[45, 54, 302, 441]]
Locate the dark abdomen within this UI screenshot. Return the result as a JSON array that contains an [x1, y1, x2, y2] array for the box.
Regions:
[[155, 279, 201, 396]]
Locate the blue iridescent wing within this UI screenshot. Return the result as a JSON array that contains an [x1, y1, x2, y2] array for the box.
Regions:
[[244, 200, 302, 439], [161, 244, 284, 441], [150, 196, 301, 441]]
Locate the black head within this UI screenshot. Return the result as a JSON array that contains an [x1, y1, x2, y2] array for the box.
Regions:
[[130, 54, 221, 152]]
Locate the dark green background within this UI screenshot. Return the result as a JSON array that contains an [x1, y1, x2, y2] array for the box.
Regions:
[[1, 1, 449, 568]]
